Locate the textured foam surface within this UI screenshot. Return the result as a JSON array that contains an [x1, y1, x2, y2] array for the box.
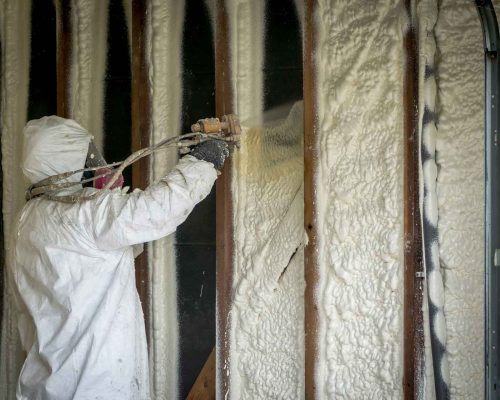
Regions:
[[231, 102, 305, 399], [435, 1, 485, 397], [225, 1, 265, 398], [315, 1, 405, 398], [0, 1, 31, 398]]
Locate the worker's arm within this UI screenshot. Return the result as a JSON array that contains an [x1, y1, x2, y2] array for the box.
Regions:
[[90, 141, 228, 249]]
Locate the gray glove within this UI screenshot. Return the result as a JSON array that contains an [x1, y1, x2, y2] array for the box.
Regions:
[[189, 140, 230, 171]]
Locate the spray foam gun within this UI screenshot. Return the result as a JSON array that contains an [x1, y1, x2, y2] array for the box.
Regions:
[[25, 114, 241, 203]]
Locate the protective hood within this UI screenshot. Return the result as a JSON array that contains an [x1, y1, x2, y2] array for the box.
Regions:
[[22, 116, 92, 184]]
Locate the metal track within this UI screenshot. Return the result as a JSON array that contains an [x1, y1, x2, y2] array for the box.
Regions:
[[476, 1, 500, 399]]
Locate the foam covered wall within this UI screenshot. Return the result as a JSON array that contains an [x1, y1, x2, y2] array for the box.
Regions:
[[226, 0, 490, 398], [311, 0, 489, 397], [226, 1, 307, 398], [0, 0, 495, 398], [0, 1, 31, 398]]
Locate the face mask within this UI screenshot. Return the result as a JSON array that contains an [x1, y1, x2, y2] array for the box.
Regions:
[[86, 141, 124, 190]]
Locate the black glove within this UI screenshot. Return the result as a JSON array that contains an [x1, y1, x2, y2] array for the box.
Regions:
[[189, 140, 230, 171]]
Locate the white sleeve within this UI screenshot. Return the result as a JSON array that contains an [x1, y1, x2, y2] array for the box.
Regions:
[[90, 156, 217, 249]]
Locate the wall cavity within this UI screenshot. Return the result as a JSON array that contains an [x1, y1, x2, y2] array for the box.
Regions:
[[231, 102, 305, 399], [434, 1, 485, 397], [0, 1, 31, 398], [225, 1, 265, 397], [146, 0, 185, 398], [225, 1, 309, 398], [315, 1, 405, 398]]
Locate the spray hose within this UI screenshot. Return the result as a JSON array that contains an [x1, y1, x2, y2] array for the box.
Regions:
[[25, 115, 241, 203]]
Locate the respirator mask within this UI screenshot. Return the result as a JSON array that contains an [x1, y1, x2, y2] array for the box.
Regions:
[[85, 140, 124, 190]]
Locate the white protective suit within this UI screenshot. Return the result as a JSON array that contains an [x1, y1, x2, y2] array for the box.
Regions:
[[11, 116, 217, 399]]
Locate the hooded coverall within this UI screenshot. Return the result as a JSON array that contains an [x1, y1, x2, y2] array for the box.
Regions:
[[11, 116, 218, 399]]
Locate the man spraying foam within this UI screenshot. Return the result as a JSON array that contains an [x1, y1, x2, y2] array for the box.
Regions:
[[10, 115, 230, 399]]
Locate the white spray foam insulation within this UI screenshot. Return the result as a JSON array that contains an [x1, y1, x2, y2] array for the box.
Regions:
[[315, 1, 405, 397], [68, 0, 108, 152], [146, 1, 185, 398], [0, 0, 31, 398], [223, 1, 265, 398], [230, 102, 305, 399], [226, 0, 264, 127], [434, 1, 485, 397]]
